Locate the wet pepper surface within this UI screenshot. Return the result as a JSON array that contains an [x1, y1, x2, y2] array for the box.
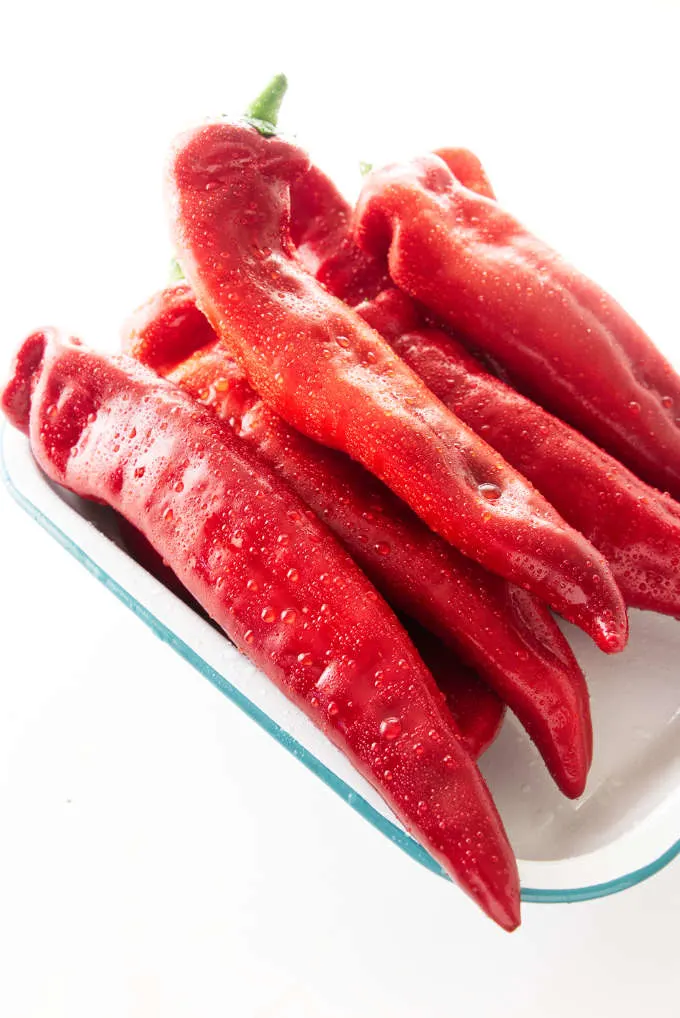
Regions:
[[1, 329, 521, 930], [124, 283, 593, 800], [167, 119, 627, 654]]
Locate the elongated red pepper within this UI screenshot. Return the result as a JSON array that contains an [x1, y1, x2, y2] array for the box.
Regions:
[[119, 517, 505, 760], [354, 154, 680, 498], [167, 119, 628, 652], [124, 284, 591, 796], [2, 329, 521, 930], [357, 288, 680, 618]]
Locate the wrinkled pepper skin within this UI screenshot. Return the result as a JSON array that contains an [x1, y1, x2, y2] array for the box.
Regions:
[[167, 120, 628, 653], [119, 517, 505, 760], [289, 148, 493, 307], [289, 165, 391, 305], [1, 330, 521, 931], [124, 284, 592, 796], [354, 154, 680, 499], [358, 289, 680, 619]]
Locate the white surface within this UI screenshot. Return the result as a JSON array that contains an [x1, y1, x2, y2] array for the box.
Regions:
[[1, 1, 680, 1015]]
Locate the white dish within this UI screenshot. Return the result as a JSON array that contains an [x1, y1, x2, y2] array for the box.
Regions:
[[3, 423, 679, 902]]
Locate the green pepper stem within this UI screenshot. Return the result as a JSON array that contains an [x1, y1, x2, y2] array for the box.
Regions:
[[244, 74, 288, 130]]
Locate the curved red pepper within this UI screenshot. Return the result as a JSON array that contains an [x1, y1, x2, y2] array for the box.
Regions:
[[118, 517, 505, 760], [354, 154, 680, 498], [124, 284, 591, 796], [167, 120, 628, 653], [358, 288, 680, 619], [2, 329, 521, 930]]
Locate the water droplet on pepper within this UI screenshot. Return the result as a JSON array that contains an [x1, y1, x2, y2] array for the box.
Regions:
[[479, 482, 502, 500], [380, 717, 402, 741]]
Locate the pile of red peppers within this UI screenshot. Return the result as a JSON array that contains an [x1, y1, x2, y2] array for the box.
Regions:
[[4, 75, 680, 931]]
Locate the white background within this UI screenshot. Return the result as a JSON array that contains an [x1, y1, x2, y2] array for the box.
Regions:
[[1, 1, 679, 1014]]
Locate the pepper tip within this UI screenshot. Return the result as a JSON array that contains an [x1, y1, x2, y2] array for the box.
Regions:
[[594, 612, 629, 655], [1, 330, 48, 435]]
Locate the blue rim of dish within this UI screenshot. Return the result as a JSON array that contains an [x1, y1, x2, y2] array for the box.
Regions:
[[2, 424, 679, 904]]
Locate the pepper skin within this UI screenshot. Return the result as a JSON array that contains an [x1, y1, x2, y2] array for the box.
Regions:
[[289, 147, 494, 305], [1, 329, 521, 931], [289, 164, 391, 305], [124, 284, 592, 796], [167, 119, 628, 653], [357, 289, 680, 619], [434, 148, 496, 201], [119, 517, 505, 760], [404, 619, 505, 759], [353, 154, 680, 498]]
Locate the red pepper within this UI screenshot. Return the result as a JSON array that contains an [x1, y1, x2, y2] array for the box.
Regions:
[[124, 284, 592, 796], [244, 75, 388, 306], [358, 288, 680, 619], [279, 141, 680, 622], [403, 619, 505, 759], [433, 148, 496, 201], [1, 328, 521, 930], [119, 518, 505, 760], [354, 154, 680, 498], [289, 164, 391, 305], [167, 119, 628, 653], [288, 146, 493, 305]]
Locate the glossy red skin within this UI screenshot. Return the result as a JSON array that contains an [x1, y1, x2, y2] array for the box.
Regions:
[[123, 285, 592, 796], [167, 120, 627, 653], [290, 165, 391, 305], [404, 620, 505, 758], [354, 154, 680, 498], [359, 289, 680, 618], [434, 148, 496, 201], [123, 285, 213, 374], [118, 519, 504, 760], [292, 159, 680, 619], [289, 149, 493, 305], [1, 330, 520, 931]]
